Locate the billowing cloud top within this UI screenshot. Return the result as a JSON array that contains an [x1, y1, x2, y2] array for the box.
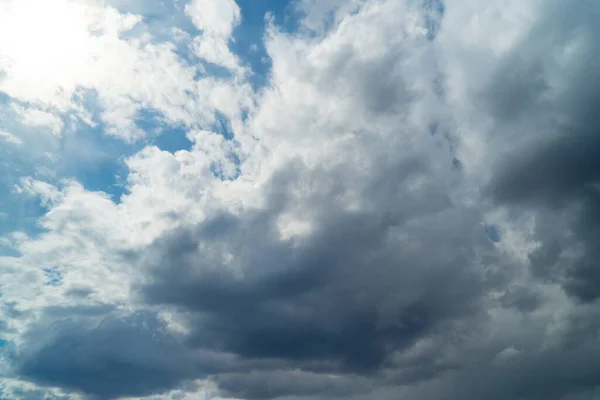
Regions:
[[1, 0, 599, 399]]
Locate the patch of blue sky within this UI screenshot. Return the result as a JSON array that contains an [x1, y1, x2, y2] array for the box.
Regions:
[[213, 110, 235, 141], [0, 92, 131, 210], [0, 185, 46, 241], [56, 109, 139, 204], [4, 93, 239, 223], [485, 224, 501, 243], [137, 108, 193, 154], [232, 0, 298, 89], [141, 107, 238, 153], [43, 266, 63, 287], [422, 0, 445, 41], [0, 188, 47, 242], [0, 247, 20, 258], [0, 103, 52, 239], [1, 93, 128, 244], [151, 126, 193, 154], [0, 328, 17, 356]]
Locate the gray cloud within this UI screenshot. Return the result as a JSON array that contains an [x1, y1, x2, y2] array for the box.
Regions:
[[486, 0, 600, 302], [135, 139, 499, 399], [15, 312, 198, 399], [213, 370, 372, 400]]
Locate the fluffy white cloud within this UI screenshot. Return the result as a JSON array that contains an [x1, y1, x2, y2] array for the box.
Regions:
[[186, 0, 243, 71], [186, 0, 241, 38], [0, 0, 246, 141]]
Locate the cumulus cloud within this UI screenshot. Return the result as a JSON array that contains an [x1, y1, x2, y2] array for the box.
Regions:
[[186, 0, 243, 71], [0, 0, 247, 141], [1, 0, 600, 399], [186, 0, 241, 38], [485, 1, 600, 302]]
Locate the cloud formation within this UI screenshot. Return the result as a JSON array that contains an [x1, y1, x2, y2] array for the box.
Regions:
[[1, 0, 600, 399]]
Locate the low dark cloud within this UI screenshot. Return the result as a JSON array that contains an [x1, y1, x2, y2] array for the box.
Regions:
[[486, 0, 600, 302], [15, 312, 197, 399], [489, 132, 600, 207], [489, 133, 600, 301], [499, 285, 541, 312], [213, 370, 372, 400], [135, 145, 499, 398]]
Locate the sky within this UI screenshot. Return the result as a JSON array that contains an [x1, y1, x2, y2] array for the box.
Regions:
[[0, 0, 600, 399]]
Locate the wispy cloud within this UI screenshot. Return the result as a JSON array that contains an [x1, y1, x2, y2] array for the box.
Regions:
[[0, 131, 22, 146]]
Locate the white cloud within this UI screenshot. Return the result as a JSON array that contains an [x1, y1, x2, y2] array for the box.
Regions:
[[0, 0, 141, 112], [186, 0, 241, 38], [15, 177, 63, 207], [11, 104, 64, 136], [0, 131, 22, 146], [0, 0, 241, 141], [186, 0, 243, 71], [191, 34, 240, 71]]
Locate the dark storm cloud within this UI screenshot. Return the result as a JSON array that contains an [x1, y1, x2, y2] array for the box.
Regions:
[[489, 130, 600, 302], [437, 344, 600, 400], [136, 149, 499, 399], [213, 370, 372, 400], [486, 0, 600, 302], [15, 312, 197, 399], [489, 132, 600, 207]]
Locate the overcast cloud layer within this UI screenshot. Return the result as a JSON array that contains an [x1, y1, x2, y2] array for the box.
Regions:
[[1, 0, 600, 399]]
